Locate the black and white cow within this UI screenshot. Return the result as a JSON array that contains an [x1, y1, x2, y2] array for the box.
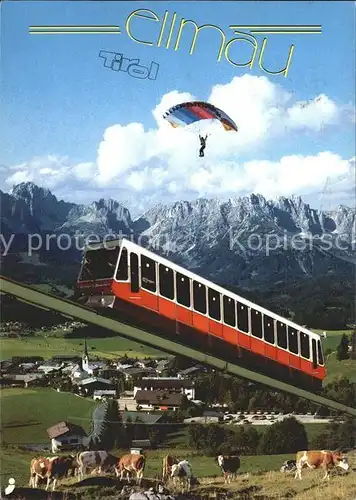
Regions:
[[217, 455, 241, 484], [280, 460, 297, 473]]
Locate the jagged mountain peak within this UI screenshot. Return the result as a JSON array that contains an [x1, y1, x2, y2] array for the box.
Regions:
[[11, 181, 53, 200]]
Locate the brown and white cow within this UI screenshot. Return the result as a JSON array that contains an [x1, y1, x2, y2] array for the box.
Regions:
[[115, 453, 146, 485], [76, 451, 118, 480], [294, 450, 349, 480], [162, 455, 179, 481], [217, 455, 241, 484], [29, 456, 71, 491]]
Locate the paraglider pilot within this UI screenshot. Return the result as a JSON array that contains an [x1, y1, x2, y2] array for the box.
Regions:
[[199, 134, 208, 157]]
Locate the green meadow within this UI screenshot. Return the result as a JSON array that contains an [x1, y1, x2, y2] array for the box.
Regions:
[[0, 335, 165, 361]]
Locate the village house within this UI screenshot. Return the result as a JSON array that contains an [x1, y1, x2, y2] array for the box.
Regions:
[[19, 362, 37, 371], [119, 367, 151, 381], [11, 356, 44, 365], [37, 361, 63, 375], [51, 355, 82, 364], [135, 390, 184, 411], [47, 421, 87, 453], [134, 377, 195, 400], [121, 410, 163, 426], [0, 373, 45, 388], [73, 377, 114, 396], [136, 359, 155, 369], [155, 359, 173, 374], [177, 365, 207, 379], [0, 360, 14, 372], [93, 389, 117, 400]]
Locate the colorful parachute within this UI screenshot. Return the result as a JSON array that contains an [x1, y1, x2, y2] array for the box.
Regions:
[[163, 101, 238, 132]]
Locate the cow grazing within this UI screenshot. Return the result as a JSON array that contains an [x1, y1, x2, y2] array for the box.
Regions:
[[162, 455, 179, 481], [280, 460, 297, 473], [76, 451, 117, 480], [171, 460, 193, 493], [217, 455, 241, 484], [294, 450, 349, 480], [115, 454, 146, 485], [29, 456, 71, 491]]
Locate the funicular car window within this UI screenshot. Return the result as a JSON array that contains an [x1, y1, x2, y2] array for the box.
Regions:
[[193, 281, 207, 314], [81, 247, 119, 280], [208, 288, 221, 321], [223, 296, 236, 327], [159, 265, 174, 299], [317, 340, 324, 365], [263, 315, 275, 344], [288, 328, 299, 354], [236, 301, 249, 332], [300, 332, 310, 359], [116, 247, 128, 281], [176, 272, 191, 307], [141, 255, 156, 292], [251, 309, 263, 338], [277, 322, 288, 349]]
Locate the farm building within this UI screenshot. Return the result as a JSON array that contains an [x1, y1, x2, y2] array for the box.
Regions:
[[134, 377, 195, 400], [47, 421, 88, 453], [134, 390, 184, 411]]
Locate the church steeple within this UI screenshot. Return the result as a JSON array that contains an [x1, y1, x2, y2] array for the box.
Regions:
[[82, 338, 89, 372]]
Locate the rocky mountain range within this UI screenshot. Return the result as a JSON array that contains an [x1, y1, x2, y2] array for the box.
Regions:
[[1, 182, 355, 290]]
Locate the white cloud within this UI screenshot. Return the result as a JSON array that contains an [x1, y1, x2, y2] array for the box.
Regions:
[[5, 155, 96, 190], [2, 74, 354, 212]]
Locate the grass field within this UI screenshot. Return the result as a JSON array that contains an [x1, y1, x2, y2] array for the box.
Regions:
[[1, 446, 355, 499], [324, 352, 356, 384], [0, 336, 165, 361], [0, 388, 96, 444]]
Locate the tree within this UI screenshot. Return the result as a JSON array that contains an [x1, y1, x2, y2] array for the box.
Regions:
[[312, 418, 356, 450], [336, 334, 349, 361], [99, 399, 126, 450], [188, 423, 206, 450], [259, 417, 308, 454]]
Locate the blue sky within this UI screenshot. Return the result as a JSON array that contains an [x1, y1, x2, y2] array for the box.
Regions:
[[1, 1, 355, 214]]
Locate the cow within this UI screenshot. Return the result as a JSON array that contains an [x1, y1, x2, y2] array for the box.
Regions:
[[162, 455, 179, 481], [217, 455, 241, 484], [294, 450, 349, 480], [170, 460, 193, 493], [280, 460, 297, 473], [115, 454, 146, 485], [29, 456, 71, 491], [76, 451, 117, 480]]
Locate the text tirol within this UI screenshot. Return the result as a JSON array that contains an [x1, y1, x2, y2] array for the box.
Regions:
[[126, 9, 295, 78]]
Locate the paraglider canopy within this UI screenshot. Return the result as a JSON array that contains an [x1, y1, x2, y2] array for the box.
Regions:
[[162, 101, 238, 132]]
